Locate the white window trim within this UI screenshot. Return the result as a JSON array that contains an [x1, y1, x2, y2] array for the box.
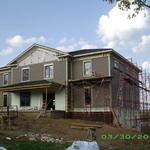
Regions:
[[83, 60, 92, 77], [44, 63, 54, 79], [3, 73, 9, 86], [21, 67, 30, 82]]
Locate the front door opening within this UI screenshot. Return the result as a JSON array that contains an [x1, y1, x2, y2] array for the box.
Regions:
[[3, 94, 8, 107], [43, 92, 55, 110]]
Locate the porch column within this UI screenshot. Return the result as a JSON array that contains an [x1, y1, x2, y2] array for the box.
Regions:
[[45, 88, 47, 110], [1, 91, 3, 106]]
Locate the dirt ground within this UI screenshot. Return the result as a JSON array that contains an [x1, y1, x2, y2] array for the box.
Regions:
[[0, 113, 150, 150]]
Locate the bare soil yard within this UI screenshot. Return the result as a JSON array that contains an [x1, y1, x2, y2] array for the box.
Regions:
[[0, 113, 150, 150]]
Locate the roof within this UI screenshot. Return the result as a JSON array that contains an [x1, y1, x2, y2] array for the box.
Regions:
[[0, 43, 140, 72], [69, 48, 112, 56], [0, 80, 64, 92], [68, 48, 140, 72]]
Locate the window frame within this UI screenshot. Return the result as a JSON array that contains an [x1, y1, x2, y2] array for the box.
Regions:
[[83, 60, 92, 77], [20, 92, 31, 107], [3, 73, 9, 85], [84, 87, 93, 106], [21, 67, 30, 82], [44, 63, 54, 79], [114, 59, 119, 69]]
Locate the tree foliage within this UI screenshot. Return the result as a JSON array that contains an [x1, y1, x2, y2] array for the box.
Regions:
[[103, 0, 150, 17]]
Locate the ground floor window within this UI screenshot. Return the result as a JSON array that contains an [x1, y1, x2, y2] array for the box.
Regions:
[[3, 94, 8, 107], [20, 92, 30, 107], [84, 87, 92, 106]]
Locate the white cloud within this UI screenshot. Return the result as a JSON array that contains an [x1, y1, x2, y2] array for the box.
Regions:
[[6, 35, 24, 47], [59, 37, 67, 44], [56, 38, 97, 51], [25, 36, 46, 44], [6, 35, 47, 47], [0, 47, 14, 56], [78, 40, 97, 49], [97, 4, 149, 49], [56, 45, 77, 52], [142, 61, 150, 70], [133, 35, 150, 54]]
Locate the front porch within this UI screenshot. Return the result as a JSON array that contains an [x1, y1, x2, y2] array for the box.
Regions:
[[0, 80, 66, 112]]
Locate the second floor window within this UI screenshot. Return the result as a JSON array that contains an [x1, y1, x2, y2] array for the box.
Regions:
[[22, 68, 30, 81], [3, 73, 9, 85], [44, 64, 54, 79], [83, 61, 92, 76]]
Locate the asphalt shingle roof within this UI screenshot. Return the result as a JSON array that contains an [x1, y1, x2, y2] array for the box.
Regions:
[[0, 80, 63, 89], [69, 48, 112, 56]]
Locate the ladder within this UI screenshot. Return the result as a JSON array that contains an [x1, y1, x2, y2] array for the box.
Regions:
[[112, 70, 124, 127], [117, 72, 124, 107], [110, 107, 121, 127], [36, 101, 50, 119]]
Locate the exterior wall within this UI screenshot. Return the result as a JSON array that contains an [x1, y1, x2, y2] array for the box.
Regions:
[[119, 108, 140, 128], [10, 89, 66, 111], [12, 60, 66, 85], [72, 55, 109, 80], [111, 55, 140, 107], [0, 70, 11, 106], [18, 47, 58, 66], [72, 83, 111, 112], [71, 112, 113, 123], [11, 90, 42, 110], [0, 70, 11, 86], [55, 89, 65, 110], [110, 55, 140, 128]]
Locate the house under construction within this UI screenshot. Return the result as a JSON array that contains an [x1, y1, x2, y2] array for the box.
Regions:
[[0, 44, 149, 130]]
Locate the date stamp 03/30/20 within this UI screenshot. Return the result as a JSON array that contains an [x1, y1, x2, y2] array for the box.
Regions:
[[101, 133, 149, 140]]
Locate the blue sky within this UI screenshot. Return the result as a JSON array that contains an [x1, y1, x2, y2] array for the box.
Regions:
[[0, 0, 150, 71]]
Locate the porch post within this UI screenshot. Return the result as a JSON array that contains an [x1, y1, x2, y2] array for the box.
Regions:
[[45, 88, 47, 110], [2, 91, 3, 106]]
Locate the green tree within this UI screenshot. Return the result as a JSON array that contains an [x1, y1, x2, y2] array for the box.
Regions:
[[103, 0, 150, 17]]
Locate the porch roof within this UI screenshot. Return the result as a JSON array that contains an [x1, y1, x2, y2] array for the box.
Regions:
[[0, 80, 64, 92]]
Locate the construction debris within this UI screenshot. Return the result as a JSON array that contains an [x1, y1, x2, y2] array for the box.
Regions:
[[5, 137, 11, 140], [15, 133, 64, 143], [66, 140, 100, 150], [0, 147, 7, 150]]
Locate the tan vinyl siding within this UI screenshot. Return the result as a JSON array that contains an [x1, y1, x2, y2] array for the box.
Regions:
[[72, 56, 109, 80], [73, 83, 110, 108], [0, 71, 11, 86], [12, 60, 66, 85]]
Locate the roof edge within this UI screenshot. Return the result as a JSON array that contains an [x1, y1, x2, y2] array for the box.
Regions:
[[7, 43, 68, 65]]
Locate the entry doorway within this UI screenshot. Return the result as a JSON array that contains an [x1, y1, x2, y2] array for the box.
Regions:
[[3, 94, 8, 107], [43, 92, 55, 110]]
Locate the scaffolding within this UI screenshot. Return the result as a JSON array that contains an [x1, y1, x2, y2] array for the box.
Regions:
[[69, 60, 150, 131], [114, 61, 150, 131]]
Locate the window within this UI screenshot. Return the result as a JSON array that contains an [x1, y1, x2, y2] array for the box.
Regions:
[[3, 73, 9, 85], [20, 92, 30, 107], [83, 61, 92, 76], [3, 94, 8, 107], [44, 64, 54, 79], [84, 87, 92, 106], [22, 68, 30, 81], [114, 60, 119, 69]]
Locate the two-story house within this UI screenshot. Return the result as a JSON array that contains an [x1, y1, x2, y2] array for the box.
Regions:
[[0, 44, 141, 128]]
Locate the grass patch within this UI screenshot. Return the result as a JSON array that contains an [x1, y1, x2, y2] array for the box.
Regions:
[[0, 137, 69, 150]]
